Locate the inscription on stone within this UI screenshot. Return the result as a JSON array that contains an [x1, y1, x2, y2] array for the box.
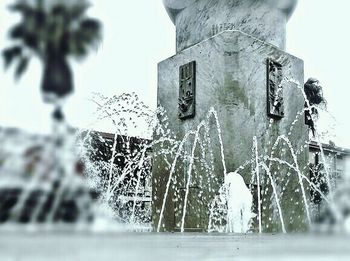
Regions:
[[267, 59, 284, 119], [211, 23, 235, 36], [179, 61, 196, 120]]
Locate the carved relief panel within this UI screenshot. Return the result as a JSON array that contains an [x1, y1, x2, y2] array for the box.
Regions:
[[179, 61, 196, 120], [267, 59, 284, 119]]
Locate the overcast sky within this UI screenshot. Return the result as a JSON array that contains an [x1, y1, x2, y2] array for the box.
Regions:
[[0, 0, 350, 147]]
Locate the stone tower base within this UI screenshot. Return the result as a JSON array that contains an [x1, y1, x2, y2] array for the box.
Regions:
[[153, 30, 309, 233]]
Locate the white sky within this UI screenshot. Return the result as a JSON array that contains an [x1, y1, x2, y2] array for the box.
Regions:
[[0, 0, 349, 148]]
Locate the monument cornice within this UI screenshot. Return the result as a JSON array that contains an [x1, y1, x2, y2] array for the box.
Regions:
[[163, 0, 298, 51], [163, 0, 298, 24]]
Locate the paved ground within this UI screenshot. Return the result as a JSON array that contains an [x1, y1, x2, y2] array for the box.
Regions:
[[0, 230, 349, 260]]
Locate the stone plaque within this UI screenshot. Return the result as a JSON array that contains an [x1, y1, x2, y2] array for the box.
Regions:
[[179, 61, 196, 119], [267, 59, 284, 119]]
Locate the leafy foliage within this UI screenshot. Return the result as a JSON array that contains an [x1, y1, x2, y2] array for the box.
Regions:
[[304, 78, 326, 137], [304, 78, 326, 106]]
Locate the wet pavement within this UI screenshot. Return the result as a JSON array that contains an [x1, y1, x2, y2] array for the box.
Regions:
[[0, 231, 349, 260]]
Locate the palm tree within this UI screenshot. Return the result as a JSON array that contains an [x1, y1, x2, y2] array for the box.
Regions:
[[2, 0, 102, 121]]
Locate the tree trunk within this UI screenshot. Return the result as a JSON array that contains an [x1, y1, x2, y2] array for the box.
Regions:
[[41, 53, 73, 102]]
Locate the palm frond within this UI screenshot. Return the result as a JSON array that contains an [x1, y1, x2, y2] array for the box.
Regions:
[[81, 19, 101, 32], [69, 1, 90, 19], [15, 56, 30, 79], [9, 2, 36, 17], [68, 32, 88, 59], [9, 24, 25, 39], [8, 2, 46, 53], [79, 18, 102, 44], [68, 18, 102, 59], [9, 22, 41, 52], [34, 9, 46, 26], [51, 4, 66, 16], [8, 2, 31, 12], [2, 46, 23, 69], [24, 33, 40, 50]]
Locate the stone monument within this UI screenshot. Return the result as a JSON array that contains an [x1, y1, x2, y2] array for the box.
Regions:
[[153, 0, 309, 232]]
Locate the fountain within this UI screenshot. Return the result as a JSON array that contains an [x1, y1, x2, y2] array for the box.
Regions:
[[153, 0, 309, 232], [1, 0, 348, 236], [0, 88, 347, 234], [0, 126, 96, 228], [77, 88, 348, 233]]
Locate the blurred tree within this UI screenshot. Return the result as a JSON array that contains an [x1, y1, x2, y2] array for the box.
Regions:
[[304, 78, 326, 137], [2, 0, 102, 121]]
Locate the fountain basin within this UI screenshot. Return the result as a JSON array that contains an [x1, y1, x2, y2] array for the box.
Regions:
[[0, 232, 349, 260]]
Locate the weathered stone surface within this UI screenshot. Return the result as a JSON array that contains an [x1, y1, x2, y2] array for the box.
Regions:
[[153, 30, 308, 232], [163, 0, 298, 51]]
